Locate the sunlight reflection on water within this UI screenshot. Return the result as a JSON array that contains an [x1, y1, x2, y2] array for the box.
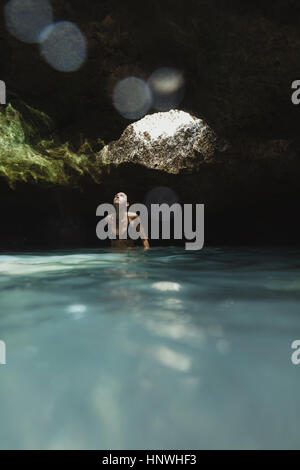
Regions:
[[0, 246, 300, 449]]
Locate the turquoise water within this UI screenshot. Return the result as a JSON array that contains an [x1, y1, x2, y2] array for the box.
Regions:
[[0, 246, 300, 450]]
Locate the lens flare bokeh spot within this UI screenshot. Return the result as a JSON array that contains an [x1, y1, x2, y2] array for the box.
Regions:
[[4, 0, 53, 43], [113, 77, 152, 120], [144, 187, 181, 222], [39, 21, 87, 72], [148, 67, 185, 111]]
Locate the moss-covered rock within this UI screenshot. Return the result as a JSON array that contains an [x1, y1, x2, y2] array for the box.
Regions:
[[0, 102, 102, 188]]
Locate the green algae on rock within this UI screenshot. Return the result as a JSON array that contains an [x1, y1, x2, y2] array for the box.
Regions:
[[0, 102, 102, 188]]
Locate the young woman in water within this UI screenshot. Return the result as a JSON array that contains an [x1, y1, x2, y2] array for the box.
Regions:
[[105, 192, 150, 249]]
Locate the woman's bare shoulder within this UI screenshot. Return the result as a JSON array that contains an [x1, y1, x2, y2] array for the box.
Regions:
[[128, 211, 139, 220]]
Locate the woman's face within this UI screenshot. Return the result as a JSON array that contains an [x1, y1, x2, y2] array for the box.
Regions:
[[113, 192, 128, 205]]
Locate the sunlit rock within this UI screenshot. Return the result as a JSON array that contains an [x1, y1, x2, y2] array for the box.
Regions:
[[97, 109, 228, 174]]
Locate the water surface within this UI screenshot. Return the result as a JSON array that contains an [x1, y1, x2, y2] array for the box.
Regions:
[[0, 246, 300, 449]]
